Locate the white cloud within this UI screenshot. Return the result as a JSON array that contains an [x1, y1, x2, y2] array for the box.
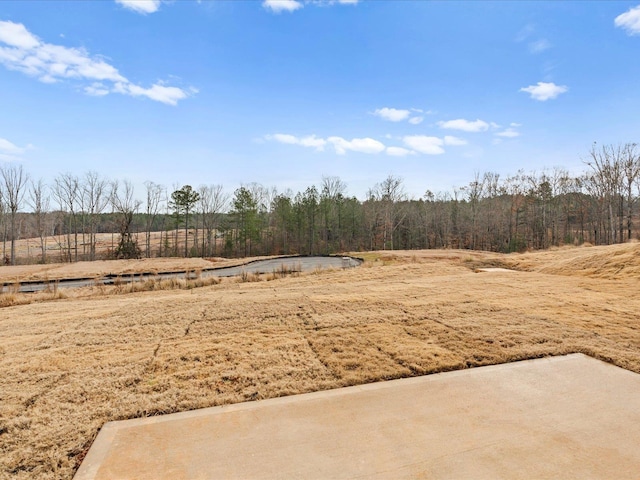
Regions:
[[269, 133, 298, 145], [520, 81, 568, 101], [0, 138, 28, 154], [266, 133, 326, 151], [0, 138, 33, 161], [515, 24, 535, 42], [120, 82, 189, 106], [408, 116, 424, 125], [328, 136, 385, 155], [510, 122, 522, 127], [443, 135, 467, 146], [267, 132, 386, 155], [84, 82, 110, 96], [402, 136, 445, 155], [115, 0, 161, 14], [528, 39, 551, 54], [0, 20, 39, 49], [373, 107, 411, 122], [263, 0, 303, 12], [496, 128, 520, 138], [386, 146, 413, 157], [0, 20, 193, 105], [298, 135, 327, 150], [438, 118, 489, 132], [615, 5, 640, 35]]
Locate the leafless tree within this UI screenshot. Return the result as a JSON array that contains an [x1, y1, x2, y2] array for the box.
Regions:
[[1, 164, 29, 265], [82, 172, 109, 260], [621, 143, 640, 241], [53, 173, 80, 262], [586, 143, 625, 244], [198, 184, 228, 256], [110, 180, 142, 259], [463, 172, 485, 250], [144, 181, 165, 257], [373, 175, 407, 250], [28, 178, 50, 263]]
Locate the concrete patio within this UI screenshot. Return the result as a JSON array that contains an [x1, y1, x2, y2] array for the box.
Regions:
[[75, 354, 640, 479]]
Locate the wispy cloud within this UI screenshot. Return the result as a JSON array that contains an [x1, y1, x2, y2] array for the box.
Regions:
[[0, 138, 29, 154], [0, 20, 194, 105], [520, 81, 568, 101], [386, 146, 414, 157], [528, 38, 551, 54], [265, 133, 383, 155], [373, 107, 428, 125], [515, 24, 535, 42], [516, 24, 552, 55], [266, 131, 466, 156], [438, 119, 489, 132], [0, 137, 33, 161], [328, 136, 385, 155], [373, 107, 410, 122], [615, 5, 640, 35], [262, 0, 357, 13], [443, 135, 467, 146], [265, 133, 327, 151], [495, 128, 520, 138], [402, 135, 445, 155], [115, 0, 161, 14], [263, 0, 304, 13]]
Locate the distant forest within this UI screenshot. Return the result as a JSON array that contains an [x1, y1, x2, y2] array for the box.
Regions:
[[0, 142, 638, 265]]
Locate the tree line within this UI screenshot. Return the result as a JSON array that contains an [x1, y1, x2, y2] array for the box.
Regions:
[[1, 142, 638, 265]]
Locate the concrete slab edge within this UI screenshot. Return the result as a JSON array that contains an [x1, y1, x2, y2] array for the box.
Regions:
[[74, 353, 633, 480]]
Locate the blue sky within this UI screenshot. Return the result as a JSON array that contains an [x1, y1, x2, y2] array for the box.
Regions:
[[1, 0, 640, 200]]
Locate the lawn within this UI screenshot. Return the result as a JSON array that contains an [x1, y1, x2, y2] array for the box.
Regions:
[[1, 244, 640, 479]]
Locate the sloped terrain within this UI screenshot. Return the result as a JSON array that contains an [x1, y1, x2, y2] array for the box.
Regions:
[[500, 241, 640, 279], [1, 244, 639, 479]]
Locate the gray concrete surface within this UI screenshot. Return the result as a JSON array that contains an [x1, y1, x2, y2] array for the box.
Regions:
[[12, 256, 361, 293], [74, 354, 640, 479]]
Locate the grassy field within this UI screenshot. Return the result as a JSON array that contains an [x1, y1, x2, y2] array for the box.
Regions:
[[1, 244, 640, 479]]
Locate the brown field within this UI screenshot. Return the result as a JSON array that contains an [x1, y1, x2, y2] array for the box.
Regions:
[[4, 230, 220, 268], [1, 244, 640, 479]]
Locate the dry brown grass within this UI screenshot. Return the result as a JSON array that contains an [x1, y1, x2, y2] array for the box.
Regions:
[[500, 241, 640, 279], [1, 244, 640, 479], [0, 257, 236, 284], [3, 231, 224, 267]]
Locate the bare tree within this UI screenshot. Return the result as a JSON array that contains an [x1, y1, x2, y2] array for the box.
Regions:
[[463, 172, 485, 250], [110, 180, 142, 259], [585, 143, 625, 244], [1, 164, 29, 265], [144, 181, 165, 257], [53, 173, 80, 262], [0, 198, 5, 263], [82, 172, 109, 260], [621, 143, 640, 241], [198, 184, 228, 256], [28, 178, 50, 263], [372, 175, 407, 250]]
